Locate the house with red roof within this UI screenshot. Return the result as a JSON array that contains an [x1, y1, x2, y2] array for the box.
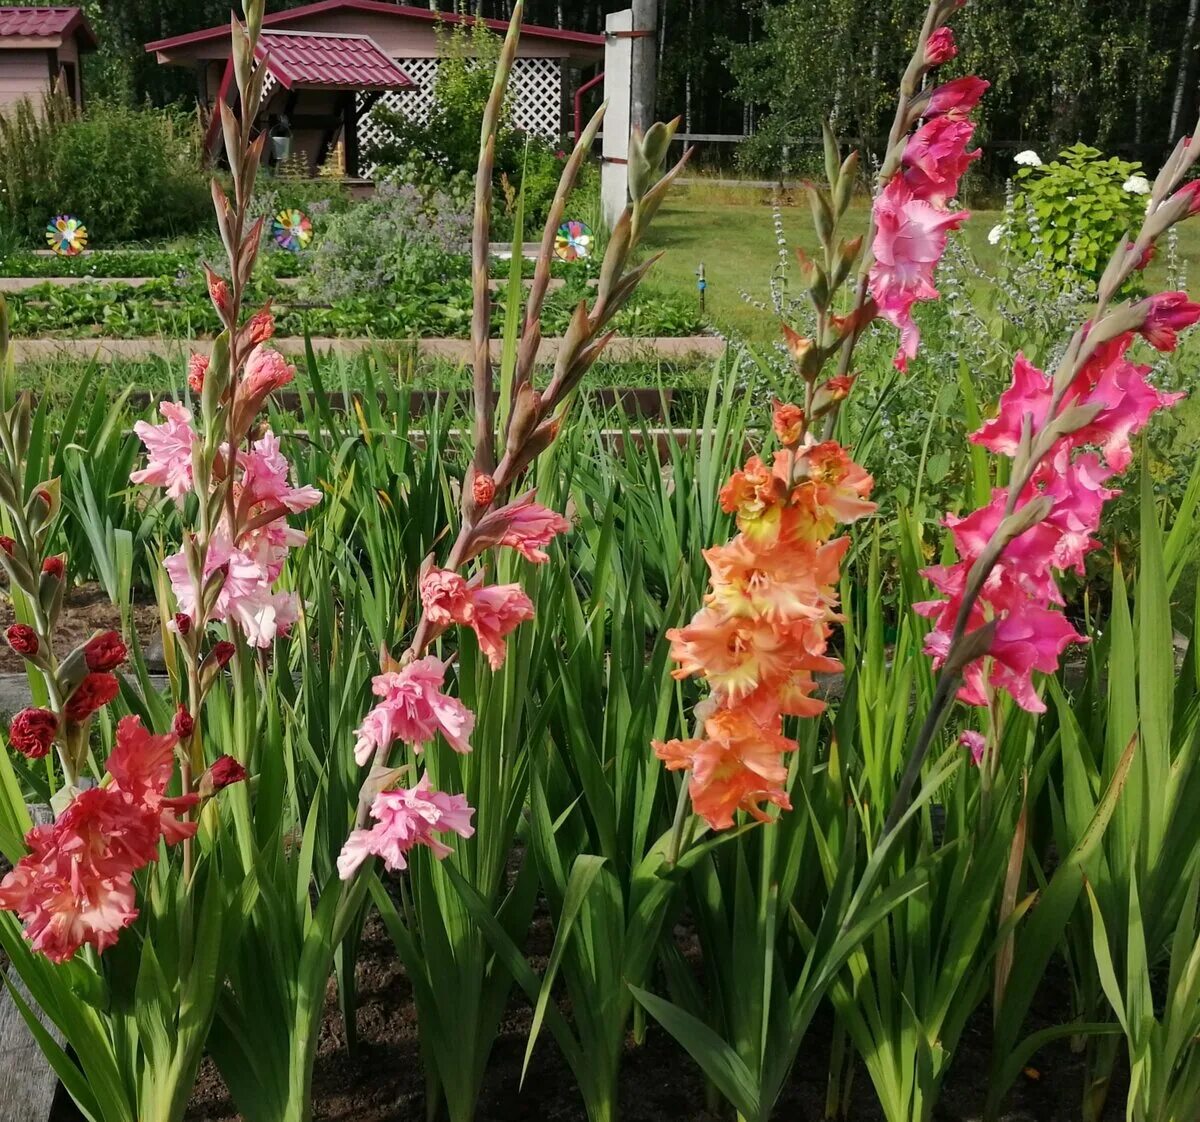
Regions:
[[0, 6, 96, 115], [145, 0, 604, 179]]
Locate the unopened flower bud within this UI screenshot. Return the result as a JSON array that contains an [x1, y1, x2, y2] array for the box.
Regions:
[[243, 310, 275, 346], [41, 555, 65, 578], [8, 707, 57, 758], [771, 401, 806, 446], [212, 641, 235, 668], [209, 754, 247, 790], [472, 472, 496, 507], [188, 353, 210, 394], [206, 270, 233, 317], [172, 705, 195, 739], [83, 630, 127, 671], [924, 26, 956, 66], [173, 612, 192, 636], [0, 536, 13, 556], [6, 624, 38, 657]]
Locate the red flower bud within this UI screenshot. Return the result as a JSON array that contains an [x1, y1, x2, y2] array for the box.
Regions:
[[41, 556, 65, 578], [244, 310, 275, 346], [6, 624, 38, 657], [8, 708, 57, 758], [209, 754, 247, 790], [83, 630, 127, 672], [472, 472, 497, 507], [212, 641, 235, 668], [924, 26, 957, 66], [207, 271, 233, 317], [0, 536, 13, 556], [64, 672, 120, 722], [188, 353, 210, 394], [172, 705, 195, 739], [173, 612, 192, 636]]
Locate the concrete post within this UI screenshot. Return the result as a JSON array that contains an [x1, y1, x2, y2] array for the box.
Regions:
[[601, 9, 633, 231]]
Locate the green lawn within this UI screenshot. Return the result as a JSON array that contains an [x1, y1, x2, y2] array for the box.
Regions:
[[644, 184, 1200, 341]]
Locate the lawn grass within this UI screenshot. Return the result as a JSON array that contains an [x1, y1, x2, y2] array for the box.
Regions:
[[645, 183, 1200, 341]]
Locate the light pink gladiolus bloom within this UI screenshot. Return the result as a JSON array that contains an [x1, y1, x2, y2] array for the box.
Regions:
[[868, 179, 969, 370], [353, 656, 474, 765], [337, 773, 475, 879], [471, 492, 571, 563], [959, 730, 986, 765], [239, 432, 322, 512], [467, 583, 535, 669], [130, 402, 198, 500]]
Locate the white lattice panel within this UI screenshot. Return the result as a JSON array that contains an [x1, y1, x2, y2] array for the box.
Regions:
[[356, 56, 562, 178]]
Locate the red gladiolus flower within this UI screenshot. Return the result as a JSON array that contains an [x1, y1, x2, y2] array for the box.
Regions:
[[172, 704, 194, 739], [209, 755, 247, 790], [7, 708, 57, 758], [83, 631, 127, 672], [42, 556, 65, 578], [6, 625, 38, 657], [212, 641, 235, 667], [64, 673, 120, 722]]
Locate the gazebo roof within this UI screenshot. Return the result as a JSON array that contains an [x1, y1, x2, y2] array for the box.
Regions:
[[0, 6, 96, 49], [256, 31, 414, 91], [145, 0, 604, 56]]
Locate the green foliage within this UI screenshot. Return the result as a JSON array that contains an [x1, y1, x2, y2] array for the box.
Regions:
[[0, 92, 210, 245], [1012, 144, 1148, 281]]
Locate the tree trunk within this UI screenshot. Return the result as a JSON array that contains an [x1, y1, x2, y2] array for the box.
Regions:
[[1171, 0, 1200, 140], [631, 0, 659, 134]]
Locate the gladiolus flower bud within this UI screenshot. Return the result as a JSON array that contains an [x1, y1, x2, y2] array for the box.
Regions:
[[173, 612, 192, 636], [472, 472, 496, 507], [172, 705, 195, 739], [0, 536, 13, 556], [8, 708, 57, 758], [207, 271, 232, 317], [212, 641, 235, 668], [64, 672, 119, 722], [924, 27, 956, 66], [209, 755, 247, 790], [41, 556, 64, 578], [244, 311, 275, 346], [188, 354, 210, 394], [6, 625, 38, 657], [772, 401, 806, 446], [83, 631, 127, 672], [1171, 180, 1200, 216]]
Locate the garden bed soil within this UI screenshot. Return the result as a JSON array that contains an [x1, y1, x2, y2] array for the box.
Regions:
[[0, 586, 162, 676], [26, 906, 1111, 1122]]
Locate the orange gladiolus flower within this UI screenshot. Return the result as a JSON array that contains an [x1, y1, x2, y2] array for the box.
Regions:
[[653, 707, 796, 830], [704, 535, 848, 624], [719, 456, 787, 542]]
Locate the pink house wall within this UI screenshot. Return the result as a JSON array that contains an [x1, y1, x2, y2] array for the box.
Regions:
[[0, 49, 51, 115]]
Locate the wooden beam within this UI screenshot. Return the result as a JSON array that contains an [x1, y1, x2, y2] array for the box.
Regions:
[[343, 93, 359, 178]]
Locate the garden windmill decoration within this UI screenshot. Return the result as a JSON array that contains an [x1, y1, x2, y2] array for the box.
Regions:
[[554, 219, 593, 262], [46, 215, 88, 256], [271, 208, 313, 253]]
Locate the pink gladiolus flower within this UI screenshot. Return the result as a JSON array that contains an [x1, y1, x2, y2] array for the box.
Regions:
[[924, 26, 957, 66], [337, 773, 475, 879], [902, 114, 980, 205], [353, 656, 475, 765], [130, 402, 199, 500], [970, 353, 1053, 457], [868, 179, 969, 370], [1138, 291, 1200, 351], [1168, 180, 1200, 216], [960, 730, 986, 765], [420, 567, 472, 626], [471, 493, 570, 563], [467, 584, 535, 670], [239, 432, 322, 512], [188, 354, 209, 394], [923, 75, 990, 117]]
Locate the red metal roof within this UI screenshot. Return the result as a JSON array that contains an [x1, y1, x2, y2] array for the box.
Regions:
[[256, 31, 413, 90], [145, 0, 605, 54], [0, 6, 96, 48]]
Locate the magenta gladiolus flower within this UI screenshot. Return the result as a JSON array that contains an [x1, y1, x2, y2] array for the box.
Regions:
[[868, 179, 969, 370], [902, 114, 981, 205], [353, 656, 475, 765], [924, 26, 957, 66], [959, 730, 986, 765], [923, 75, 990, 117], [337, 773, 475, 879], [130, 403, 198, 500], [1138, 291, 1200, 351]]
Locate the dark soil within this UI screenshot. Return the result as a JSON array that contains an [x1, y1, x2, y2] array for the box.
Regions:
[[166, 909, 1123, 1122], [0, 585, 163, 675]]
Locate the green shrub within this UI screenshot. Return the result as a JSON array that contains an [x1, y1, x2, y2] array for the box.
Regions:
[[0, 91, 211, 245], [1012, 143, 1149, 282]]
